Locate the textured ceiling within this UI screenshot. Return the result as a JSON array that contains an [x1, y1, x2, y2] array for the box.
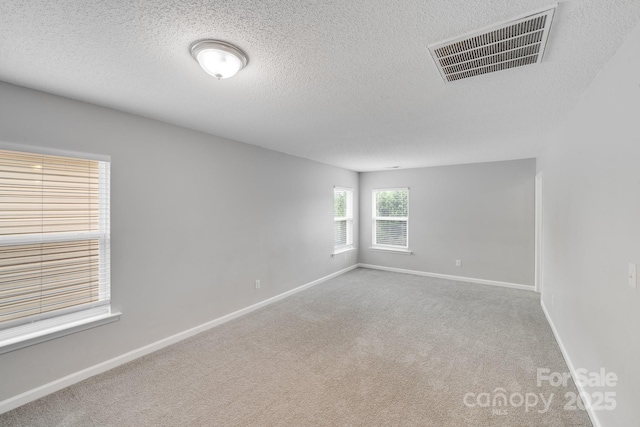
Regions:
[[0, 1, 639, 171]]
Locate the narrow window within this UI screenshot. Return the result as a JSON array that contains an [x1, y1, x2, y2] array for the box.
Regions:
[[334, 187, 353, 252], [372, 188, 409, 249]]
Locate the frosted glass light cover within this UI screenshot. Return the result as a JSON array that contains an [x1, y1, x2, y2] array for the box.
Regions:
[[197, 49, 243, 79]]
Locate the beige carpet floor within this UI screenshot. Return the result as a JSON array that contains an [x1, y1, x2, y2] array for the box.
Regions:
[[1, 268, 592, 426]]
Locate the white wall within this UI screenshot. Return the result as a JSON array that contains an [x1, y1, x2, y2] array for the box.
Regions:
[[0, 82, 358, 402], [540, 23, 640, 426], [359, 159, 535, 286]]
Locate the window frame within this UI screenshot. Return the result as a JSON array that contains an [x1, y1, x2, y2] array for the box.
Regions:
[[333, 186, 355, 255], [372, 188, 410, 252], [0, 143, 119, 354]]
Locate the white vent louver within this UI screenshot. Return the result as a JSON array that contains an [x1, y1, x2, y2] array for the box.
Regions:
[[428, 7, 556, 83]]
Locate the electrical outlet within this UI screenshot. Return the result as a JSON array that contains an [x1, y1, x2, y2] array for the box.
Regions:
[[629, 264, 637, 289], [255, 280, 261, 289], [456, 260, 461, 267]]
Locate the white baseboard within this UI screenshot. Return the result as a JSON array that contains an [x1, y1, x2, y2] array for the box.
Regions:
[[541, 300, 601, 427], [0, 264, 359, 414], [358, 263, 534, 291]]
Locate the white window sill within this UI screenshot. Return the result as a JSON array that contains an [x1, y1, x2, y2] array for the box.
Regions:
[[0, 309, 121, 355], [370, 246, 413, 255], [332, 246, 356, 256]]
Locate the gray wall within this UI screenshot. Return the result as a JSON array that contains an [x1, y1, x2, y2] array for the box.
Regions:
[[358, 160, 535, 286], [0, 82, 358, 401], [540, 23, 640, 426]]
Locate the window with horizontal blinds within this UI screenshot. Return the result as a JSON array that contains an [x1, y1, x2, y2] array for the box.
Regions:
[[0, 148, 110, 330], [373, 188, 409, 249], [334, 187, 353, 250]]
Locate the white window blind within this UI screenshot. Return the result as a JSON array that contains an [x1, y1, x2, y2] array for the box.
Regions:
[[334, 187, 353, 250], [373, 188, 409, 249], [0, 148, 111, 331]]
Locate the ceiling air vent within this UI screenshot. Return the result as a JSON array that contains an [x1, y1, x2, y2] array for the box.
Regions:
[[428, 7, 556, 83]]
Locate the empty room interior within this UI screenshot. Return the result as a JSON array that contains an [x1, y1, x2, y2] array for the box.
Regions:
[[0, 1, 639, 426]]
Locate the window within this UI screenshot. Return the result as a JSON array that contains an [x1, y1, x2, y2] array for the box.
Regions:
[[333, 187, 353, 253], [372, 188, 409, 250], [0, 147, 116, 353]]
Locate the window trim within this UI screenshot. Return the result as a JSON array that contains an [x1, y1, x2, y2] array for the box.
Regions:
[[333, 186, 355, 254], [372, 187, 410, 251], [0, 143, 118, 354], [333, 246, 357, 256], [0, 142, 110, 162], [0, 307, 120, 355]]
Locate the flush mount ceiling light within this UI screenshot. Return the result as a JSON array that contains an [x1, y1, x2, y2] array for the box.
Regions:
[[190, 40, 248, 80]]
